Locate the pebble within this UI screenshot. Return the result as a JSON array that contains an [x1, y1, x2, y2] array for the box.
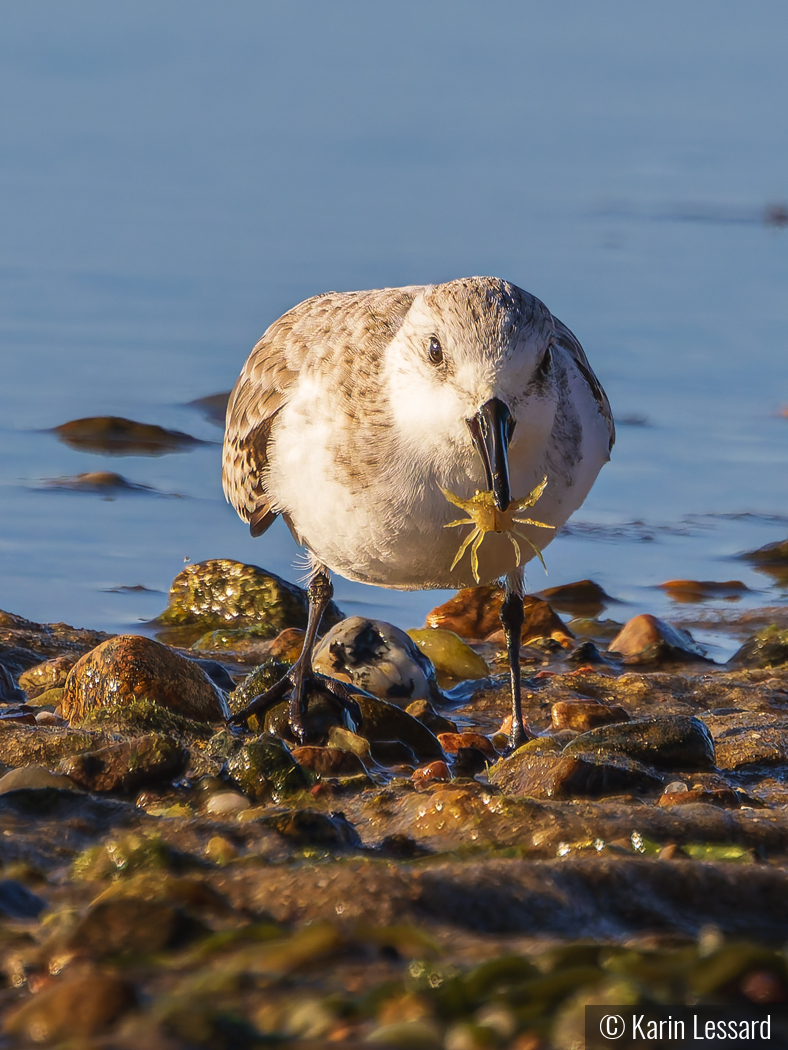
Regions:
[[0, 764, 80, 794], [204, 791, 252, 817], [405, 699, 458, 735], [406, 627, 490, 681], [412, 761, 451, 784], [291, 745, 368, 777], [551, 699, 630, 733], [313, 617, 438, 704], [2, 972, 137, 1041], [608, 614, 709, 665], [61, 634, 229, 726], [437, 732, 497, 760]]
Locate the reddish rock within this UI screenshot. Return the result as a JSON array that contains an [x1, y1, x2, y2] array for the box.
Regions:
[[551, 700, 630, 733], [608, 614, 707, 665], [659, 579, 750, 603], [412, 760, 451, 784], [437, 732, 498, 760], [426, 585, 572, 645], [292, 745, 367, 777], [61, 635, 229, 726]]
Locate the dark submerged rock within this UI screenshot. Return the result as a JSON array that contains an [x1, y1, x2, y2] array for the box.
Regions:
[[52, 415, 203, 454]]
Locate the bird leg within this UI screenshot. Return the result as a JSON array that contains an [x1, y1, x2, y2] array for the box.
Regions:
[[228, 568, 362, 742], [501, 590, 534, 751]]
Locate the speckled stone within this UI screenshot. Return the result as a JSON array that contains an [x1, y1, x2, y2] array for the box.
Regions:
[[61, 635, 229, 726]]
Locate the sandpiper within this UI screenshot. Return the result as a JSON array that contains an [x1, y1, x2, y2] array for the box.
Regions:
[[223, 276, 614, 749]]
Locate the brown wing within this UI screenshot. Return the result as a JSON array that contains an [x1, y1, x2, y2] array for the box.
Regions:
[[222, 287, 416, 536], [551, 315, 615, 453]]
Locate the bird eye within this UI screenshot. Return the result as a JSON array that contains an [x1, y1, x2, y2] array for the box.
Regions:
[[428, 336, 443, 365]]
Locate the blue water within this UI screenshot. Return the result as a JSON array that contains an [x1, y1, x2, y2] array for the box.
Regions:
[[0, 2, 786, 657]]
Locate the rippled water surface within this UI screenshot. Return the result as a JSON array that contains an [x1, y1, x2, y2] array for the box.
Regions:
[[1, 2, 786, 658]]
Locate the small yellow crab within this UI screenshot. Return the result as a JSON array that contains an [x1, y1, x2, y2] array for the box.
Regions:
[[440, 476, 555, 583]]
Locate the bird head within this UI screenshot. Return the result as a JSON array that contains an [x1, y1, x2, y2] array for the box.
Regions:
[[384, 277, 559, 504]]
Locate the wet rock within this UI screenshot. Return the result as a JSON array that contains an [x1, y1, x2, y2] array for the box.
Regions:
[[0, 662, 25, 702], [437, 732, 497, 761], [551, 700, 630, 733], [659, 579, 750, 602], [406, 627, 490, 682], [450, 747, 490, 778], [426, 585, 573, 646], [0, 879, 46, 918], [536, 579, 614, 617], [291, 745, 368, 778], [153, 558, 343, 646], [328, 726, 373, 761], [0, 614, 110, 662], [0, 642, 44, 677], [489, 739, 664, 799], [64, 896, 200, 956], [17, 655, 76, 699], [62, 635, 229, 726], [563, 715, 716, 770], [226, 737, 308, 801], [728, 626, 788, 669], [205, 790, 251, 817], [412, 761, 451, 784], [52, 414, 203, 454], [313, 617, 438, 704], [708, 716, 788, 771], [0, 764, 80, 794], [0, 723, 106, 768], [657, 784, 740, 808], [187, 390, 231, 426], [264, 689, 444, 763], [43, 470, 155, 493], [260, 808, 362, 848], [2, 972, 137, 1041], [406, 699, 458, 735], [566, 640, 611, 666], [57, 734, 186, 793], [742, 537, 788, 568], [608, 614, 709, 665]]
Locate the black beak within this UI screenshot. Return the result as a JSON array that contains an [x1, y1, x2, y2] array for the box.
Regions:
[[466, 397, 515, 512]]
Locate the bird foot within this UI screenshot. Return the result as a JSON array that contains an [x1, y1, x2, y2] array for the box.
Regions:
[[228, 666, 363, 744], [503, 721, 536, 756]]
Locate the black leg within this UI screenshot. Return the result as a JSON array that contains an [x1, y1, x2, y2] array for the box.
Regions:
[[500, 590, 532, 750], [287, 569, 333, 741], [228, 568, 363, 742]]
